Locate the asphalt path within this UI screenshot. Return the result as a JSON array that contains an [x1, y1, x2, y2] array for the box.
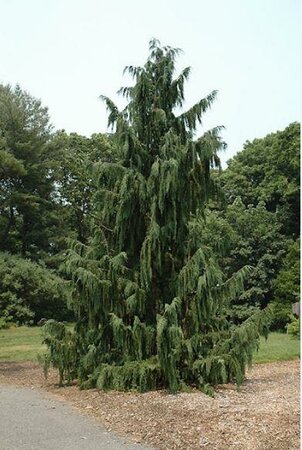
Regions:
[[0, 385, 150, 450]]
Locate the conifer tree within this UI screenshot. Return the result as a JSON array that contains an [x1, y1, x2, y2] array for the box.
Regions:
[[43, 40, 270, 393]]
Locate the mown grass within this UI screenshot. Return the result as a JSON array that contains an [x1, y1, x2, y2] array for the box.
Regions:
[[253, 332, 300, 363], [0, 327, 300, 363], [0, 326, 46, 361]]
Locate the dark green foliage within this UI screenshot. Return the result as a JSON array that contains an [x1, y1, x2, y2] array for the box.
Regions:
[[270, 302, 293, 331], [287, 318, 300, 338], [270, 239, 300, 330], [193, 201, 288, 323], [203, 122, 300, 330], [0, 317, 11, 329], [221, 122, 300, 238], [49, 131, 114, 245], [95, 359, 160, 392], [41, 320, 77, 385], [223, 200, 288, 314], [0, 252, 70, 325], [43, 40, 270, 393], [0, 84, 60, 260], [272, 239, 300, 303]]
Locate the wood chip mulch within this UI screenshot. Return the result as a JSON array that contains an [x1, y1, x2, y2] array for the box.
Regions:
[[0, 359, 300, 449]]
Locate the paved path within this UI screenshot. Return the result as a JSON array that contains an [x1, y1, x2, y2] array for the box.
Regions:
[[0, 386, 149, 450]]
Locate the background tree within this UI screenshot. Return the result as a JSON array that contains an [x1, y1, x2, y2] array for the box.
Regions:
[[220, 122, 300, 238], [0, 84, 58, 259], [43, 40, 270, 394], [217, 124, 300, 328], [50, 131, 113, 246], [0, 85, 114, 325], [198, 200, 289, 323]]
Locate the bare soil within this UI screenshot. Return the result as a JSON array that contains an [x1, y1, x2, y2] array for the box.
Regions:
[[0, 360, 299, 450]]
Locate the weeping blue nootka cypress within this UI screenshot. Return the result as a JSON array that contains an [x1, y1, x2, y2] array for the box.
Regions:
[[43, 40, 270, 394]]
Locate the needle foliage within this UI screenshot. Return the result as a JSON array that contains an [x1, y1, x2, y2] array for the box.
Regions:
[[43, 40, 270, 393]]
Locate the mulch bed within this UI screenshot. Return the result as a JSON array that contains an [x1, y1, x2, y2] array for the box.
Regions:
[[0, 359, 299, 449]]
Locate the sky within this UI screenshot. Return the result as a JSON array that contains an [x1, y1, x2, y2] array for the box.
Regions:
[[0, 0, 300, 165]]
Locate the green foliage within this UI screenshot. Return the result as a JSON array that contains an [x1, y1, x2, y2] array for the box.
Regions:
[[95, 359, 160, 392], [0, 317, 11, 329], [224, 200, 288, 310], [211, 125, 300, 329], [269, 239, 300, 330], [287, 318, 300, 339], [49, 131, 114, 246], [0, 84, 60, 259], [0, 252, 71, 325], [272, 239, 300, 303], [194, 201, 288, 323], [221, 122, 300, 238], [267, 301, 292, 331], [41, 320, 77, 385], [43, 40, 270, 394]]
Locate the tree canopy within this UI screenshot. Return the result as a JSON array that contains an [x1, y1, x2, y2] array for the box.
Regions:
[[0, 84, 58, 259], [215, 123, 300, 328], [220, 122, 300, 238]]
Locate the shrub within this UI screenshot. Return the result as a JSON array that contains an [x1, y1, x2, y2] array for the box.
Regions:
[[287, 317, 300, 338], [0, 252, 71, 325], [0, 316, 11, 329]]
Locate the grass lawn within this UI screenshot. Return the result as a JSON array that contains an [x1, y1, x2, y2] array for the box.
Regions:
[[0, 326, 46, 361], [253, 332, 300, 364], [0, 327, 300, 364]]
